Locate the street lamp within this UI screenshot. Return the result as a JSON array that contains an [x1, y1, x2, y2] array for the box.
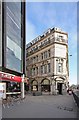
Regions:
[[69, 55, 72, 57], [68, 54, 72, 87]]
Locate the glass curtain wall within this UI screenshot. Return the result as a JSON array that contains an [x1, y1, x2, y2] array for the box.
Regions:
[[5, 2, 23, 73], [0, 1, 2, 67]]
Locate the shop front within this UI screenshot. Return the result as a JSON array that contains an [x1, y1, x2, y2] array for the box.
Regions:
[[41, 79, 50, 93], [0, 71, 24, 99]]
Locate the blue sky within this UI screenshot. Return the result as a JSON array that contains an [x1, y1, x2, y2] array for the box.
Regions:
[[26, 2, 77, 85]]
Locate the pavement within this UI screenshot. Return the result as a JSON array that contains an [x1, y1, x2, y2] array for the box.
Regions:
[[2, 94, 79, 118]]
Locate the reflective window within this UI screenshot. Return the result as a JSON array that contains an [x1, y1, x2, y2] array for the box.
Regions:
[[0, 1, 2, 66], [48, 63, 51, 73], [5, 2, 22, 72], [41, 66, 43, 74], [58, 63, 63, 73], [44, 65, 47, 74], [56, 59, 63, 73]]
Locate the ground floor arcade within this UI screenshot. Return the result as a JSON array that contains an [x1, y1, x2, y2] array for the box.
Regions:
[[27, 76, 68, 95]]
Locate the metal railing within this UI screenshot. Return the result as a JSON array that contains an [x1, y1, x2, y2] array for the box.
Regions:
[[72, 90, 79, 108]]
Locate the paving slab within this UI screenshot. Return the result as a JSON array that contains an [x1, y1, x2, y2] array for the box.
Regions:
[[2, 94, 79, 118]]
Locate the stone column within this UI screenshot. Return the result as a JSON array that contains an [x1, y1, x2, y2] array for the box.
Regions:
[[51, 80, 54, 95], [29, 84, 31, 93], [55, 81, 58, 95], [51, 83, 53, 95], [38, 82, 42, 94], [53, 82, 56, 95], [51, 80, 55, 95]]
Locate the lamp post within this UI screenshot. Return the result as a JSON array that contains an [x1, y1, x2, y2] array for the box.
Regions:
[[68, 54, 72, 88], [21, 74, 25, 99]]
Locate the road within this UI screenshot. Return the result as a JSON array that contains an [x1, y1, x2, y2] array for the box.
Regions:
[[2, 94, 79, 118]]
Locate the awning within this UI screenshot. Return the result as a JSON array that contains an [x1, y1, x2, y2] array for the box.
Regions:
[[0, 72, 22, 83]]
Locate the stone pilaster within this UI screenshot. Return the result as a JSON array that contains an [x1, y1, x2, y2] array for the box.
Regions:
[[29, 84, 31, 93], [50, 80, 56, 95], [55, 81, 58, 95], [38, 83, 41, 92], [50, 83, 53, 95]]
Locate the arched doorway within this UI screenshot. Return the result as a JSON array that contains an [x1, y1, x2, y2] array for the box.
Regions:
[[57, 83, 63, 94], [41, 79, 50, 92], [54, 77, 65, 95], [31, 80, 38, 91]]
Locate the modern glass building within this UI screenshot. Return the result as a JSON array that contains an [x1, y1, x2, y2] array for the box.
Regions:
[[0, 1, 25, 76], [0, 1, 25, 92], [0, 1, 2, 68]]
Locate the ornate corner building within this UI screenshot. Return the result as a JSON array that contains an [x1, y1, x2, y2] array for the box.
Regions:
[[26, 27, 69, 95]]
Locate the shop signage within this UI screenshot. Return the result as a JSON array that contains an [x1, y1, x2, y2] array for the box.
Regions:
[[0, 83, 6, 99], [0, 72, 22, 83]]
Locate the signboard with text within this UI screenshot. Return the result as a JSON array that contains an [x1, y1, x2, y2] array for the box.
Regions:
[[0, 83, 6, 99], [0, 72, 22, 83]]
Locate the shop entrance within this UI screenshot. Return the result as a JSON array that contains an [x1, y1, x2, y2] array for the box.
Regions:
[[57, 83, 62, 94], [41, 79, 50, 92]]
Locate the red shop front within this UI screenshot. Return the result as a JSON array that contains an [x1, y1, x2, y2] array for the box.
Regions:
[[0, 71, 23, 98]]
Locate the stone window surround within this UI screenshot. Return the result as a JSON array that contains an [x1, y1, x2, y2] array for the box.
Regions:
[[56, 58, 63, 73]]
